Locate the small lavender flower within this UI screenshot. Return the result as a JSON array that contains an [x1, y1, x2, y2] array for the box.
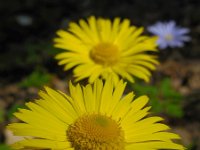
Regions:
[[148, 21, 190, 49]]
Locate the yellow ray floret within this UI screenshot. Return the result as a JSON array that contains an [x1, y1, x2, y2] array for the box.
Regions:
[[7, 78, 184, 150], [54, 16, 159, 84]]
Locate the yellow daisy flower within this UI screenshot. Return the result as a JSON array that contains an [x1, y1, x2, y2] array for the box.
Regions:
[[54, 16, 158, 84], [8, 79, 184, 150]]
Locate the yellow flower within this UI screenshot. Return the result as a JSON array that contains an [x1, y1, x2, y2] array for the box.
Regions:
[[8, 79, 184, 150], [54, 16, 158, 84]]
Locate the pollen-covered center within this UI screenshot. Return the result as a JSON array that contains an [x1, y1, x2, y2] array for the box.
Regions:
[[67, 114, 125, 150], [90, 43, 119, 66], [164, 34, 173, 41]]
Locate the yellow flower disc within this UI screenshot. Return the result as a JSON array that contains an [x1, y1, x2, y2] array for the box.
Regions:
[[67, 114, 124, 150], [90, 43, 119, 66]]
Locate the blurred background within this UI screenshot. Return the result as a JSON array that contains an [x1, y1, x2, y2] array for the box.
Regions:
[[0, 0, 200, 149]]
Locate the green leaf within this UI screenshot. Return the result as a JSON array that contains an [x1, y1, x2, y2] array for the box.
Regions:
[[7, 104, 24, 119], [149, 98, 164, 113], [129, 77, 184, 118], [19, 70, 51, 88], [165, 103, 184, 118], [0, 144, 13, 150], [0, 108, 4, 123], [160, 78, 183, 100]]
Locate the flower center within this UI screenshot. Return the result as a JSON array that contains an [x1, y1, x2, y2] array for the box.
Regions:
[[164, 34, 173, 41], [67, 114, 125, 150], [90, 43, 119, 66]]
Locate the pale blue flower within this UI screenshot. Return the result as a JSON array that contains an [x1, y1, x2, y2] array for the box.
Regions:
[[148, 21, 190, 49]]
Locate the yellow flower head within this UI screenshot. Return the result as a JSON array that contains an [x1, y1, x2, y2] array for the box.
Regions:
[[54, 16, 158, 84], [8, 79, 184, 150]]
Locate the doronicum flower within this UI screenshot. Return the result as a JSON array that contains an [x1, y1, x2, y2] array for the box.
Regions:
[[148, 21, 190, 49], [7, 79, 184, 150], [54, 16, 158, 84]]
